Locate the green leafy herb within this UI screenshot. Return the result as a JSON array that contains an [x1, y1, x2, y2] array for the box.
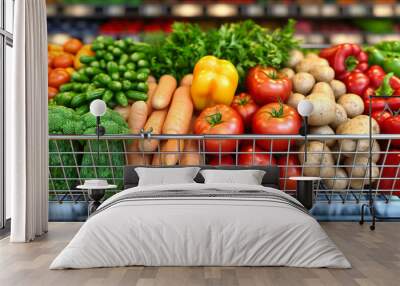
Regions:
[[151, 20, 299, 84]]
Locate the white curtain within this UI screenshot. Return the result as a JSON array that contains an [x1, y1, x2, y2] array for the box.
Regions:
[[8, 0, 48, 242]]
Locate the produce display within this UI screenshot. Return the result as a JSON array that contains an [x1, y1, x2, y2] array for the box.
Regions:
[[48, 19, 400, 194]]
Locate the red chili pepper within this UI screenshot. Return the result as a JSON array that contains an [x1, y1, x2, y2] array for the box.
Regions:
[[319, 43, 369, 79], [345, 71, 370, 96]]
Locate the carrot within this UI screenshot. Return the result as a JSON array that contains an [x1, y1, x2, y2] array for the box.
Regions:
[[146, 82, 157, 115], [181, 116, 202, 165], [162, 86, 193, 134], [127, 101, 150, 165], [152, 75, 177, 110], [147, 75, 157, 84], [180, 74, 193, 86], [157, 139, 185, 166], [139, 109, 168, 152], [114, 105, 131, 121]]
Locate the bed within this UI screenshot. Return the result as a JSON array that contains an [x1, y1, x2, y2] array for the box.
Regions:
[[50, 166, 351, 269]]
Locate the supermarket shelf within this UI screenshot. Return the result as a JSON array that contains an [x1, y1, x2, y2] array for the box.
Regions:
[[46, 3, 400, 19]]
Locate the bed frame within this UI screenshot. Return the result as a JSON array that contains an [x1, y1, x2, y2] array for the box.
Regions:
[[124, 165, 280, 190]]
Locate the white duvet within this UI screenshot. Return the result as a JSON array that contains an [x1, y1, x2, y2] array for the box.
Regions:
[[50, 183, 351, 269]]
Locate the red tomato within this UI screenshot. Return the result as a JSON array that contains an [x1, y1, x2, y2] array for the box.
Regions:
[[366, 65, 385, 89], [377, 150, 400, 196], [194, 104, 244, 153], [344, 71, 370, 96], [252, 102, 302, 152], [231, 93, 259, 129], [382, 115, 400, 147], [238, 144, 276, 166], [48, 86, 58, 100], [246, 66, 292, 105], [372, 110, 391, 127], [277, 155, 301, 191], [63, 38, 83, 54], [53, 54, 74, 68], [208, 155, 234, 166], [48, 68, 71, 88]]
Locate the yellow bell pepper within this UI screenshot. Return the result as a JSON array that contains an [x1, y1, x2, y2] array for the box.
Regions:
[[191, 56, 239, 110]]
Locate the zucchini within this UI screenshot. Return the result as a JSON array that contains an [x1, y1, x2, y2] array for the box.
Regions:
[[102, 90, 114, 103], [108, 81, 122, 91], [75, 104, 90, 115], [137, 82, 149, 93], [59, 83, 74, 92], [80, 55, 96, 64], [123, 70, 136, 81], [70, 93, 87, 107], [122, 80, 132, 91], [86, 88, 106, 101], [96, 73, 112, 86], [115, 91, 128, 107], [126, 90, 148, 101], [137, 59, 149, 68], [107, 61, 119, 74], [130, 52, 146, 62]]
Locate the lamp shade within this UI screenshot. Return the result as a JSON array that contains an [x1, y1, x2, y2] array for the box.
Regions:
[[297, 100, 314, 117], [90, 99, 107, 117]]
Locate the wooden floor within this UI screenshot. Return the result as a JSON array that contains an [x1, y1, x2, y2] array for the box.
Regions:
[[0, 222, 399, 286]]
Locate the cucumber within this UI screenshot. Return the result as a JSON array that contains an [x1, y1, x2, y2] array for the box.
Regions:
[[91, 42, 105, 51], [112, 47, 123, 57], [72, 72, 90, 83], [119, 54, 129, 65], [72, 83, 83, 92], [90, 61, 100, 68], [59, 83, 74, 92], [136, 72, 148, 82], [115, 91, 128, 107], [130, 52, 146, 62], [123, 70, 136, 81], [102, 90, 114, 103], [80, 83, 90, 92], [137, 68, 151, 74], [104, 53, 114, 62], [114, 40, 127, 50], [96, 73, 112, 86], [108, 81, 122, 91], [75, 104, 90, 115], [126, 62, 136, 71], [110, 72, 120, 81], [137, 59, 149, 68], [137, 82, 149, 93], [99, 59, 107, 69], [107, 100, 117, 109], [86, 88, 106, 101], [70, 93, 87, 107], [107, 61, 119, 74], [122, 80, 132, 91], [84, 67, 101, 77], [126, 90, 148, 101], [80, 55, 96, 64], [87, 83, 97, 92], [55, 92, 75, 106], [118, 65, 127, 73], [95, 50, 106, 59]]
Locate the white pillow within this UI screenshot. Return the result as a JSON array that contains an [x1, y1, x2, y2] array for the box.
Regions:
[[200, 169, 266, 185], [135, 167, 200, 186]]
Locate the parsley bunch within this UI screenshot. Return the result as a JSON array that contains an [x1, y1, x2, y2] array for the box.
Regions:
[[151, 20, 299, 84]]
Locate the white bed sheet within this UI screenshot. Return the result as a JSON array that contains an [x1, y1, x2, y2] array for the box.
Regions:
[[50, 183, 351, 269]]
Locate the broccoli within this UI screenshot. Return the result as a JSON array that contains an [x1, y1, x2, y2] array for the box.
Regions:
[[80, 109, 130, 189], [48, 106, 83, 191]]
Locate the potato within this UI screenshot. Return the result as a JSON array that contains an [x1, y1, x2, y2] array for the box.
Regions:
[[280, 68, 295, 80], [287, 92, 305, 109], [305, 53, 319, 59], [293, 72, 315, 94], [323, 168, 349, 190], [330, 80, 346, 99], [306, 93, 336, 126], [344, 156, 379, 189], [298, 141, 335, 178], [342, 140, 381, 163], [287, 50, 304, 68], [337, 93, 364, 118], [309, 125, 336, 147], [309, 66, 335, 83], [336, 115, 380, 155], [331, 104, 348, 130], [311, 82, 335, 100], [295, 58, 328, 73]]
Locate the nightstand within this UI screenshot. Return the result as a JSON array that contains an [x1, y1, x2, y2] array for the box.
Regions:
[[289, 176, 320, 210], [77, 183, 117, 215]]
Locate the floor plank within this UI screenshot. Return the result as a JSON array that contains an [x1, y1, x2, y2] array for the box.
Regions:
[[0, 222, 399, 286]]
